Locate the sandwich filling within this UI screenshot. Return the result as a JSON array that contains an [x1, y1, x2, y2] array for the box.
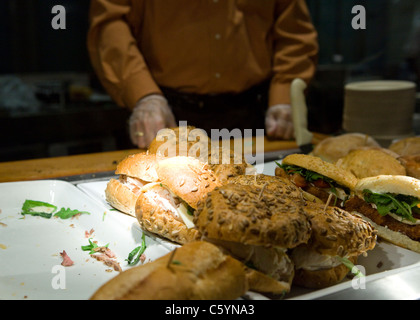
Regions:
[[119, 175, 149, 195], [362, 189, 420, 225], [143, 183, 196, 229], [344, 194, 420, 241], [291, 246, 344, 271], [207, 238, 294, 283], [277, 163, 350, 207]]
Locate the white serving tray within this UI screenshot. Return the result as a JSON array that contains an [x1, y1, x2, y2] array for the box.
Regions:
[[0, 180, 172, 300], [77, 161, 420, 300], [1, 160, 420, 300]]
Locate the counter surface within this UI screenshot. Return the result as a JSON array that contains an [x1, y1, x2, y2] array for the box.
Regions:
[[0, 135, 326, 182]]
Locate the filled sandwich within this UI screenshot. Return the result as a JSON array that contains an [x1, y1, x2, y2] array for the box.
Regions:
[[148, 125, 250, 183], [227, 173, 305, 201], [335, 148, 406, 179], [135, 156, 221, 244], [344, 175, 420, 253], [311, 132, 380, 163], [276, 154, 358, 207], [193, 182, 312, 295], [290, 203, 377, 289], [90, 241, 249, 300], [105, 152, 159, 216]]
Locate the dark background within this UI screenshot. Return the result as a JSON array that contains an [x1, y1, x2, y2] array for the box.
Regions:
[[0, 0, 419, 161]]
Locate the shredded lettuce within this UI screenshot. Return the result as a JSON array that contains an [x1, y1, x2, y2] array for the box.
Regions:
[[362, 189, 418, 223], [277, 163, 336, 188]]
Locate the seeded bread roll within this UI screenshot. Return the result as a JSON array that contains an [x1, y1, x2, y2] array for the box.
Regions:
[[282, 153, 358, 190], [134, 156, 221, 244], [148, 126, 250, 183], [194, 184, 311, 249], [227, 173, 304, 200], [148, 126, 208, 158], [208, 146, 250, 183], [156, 156, 222, 209], [290, 204, 377, 289], [90, 241, 249, 300], [304, 204, 377, 256], [194, 183, 311, 294], [115, 152, 159, 181], [136, 183, 200, 244], [105, 152, 159, 216], [105, 178, 139, 216]]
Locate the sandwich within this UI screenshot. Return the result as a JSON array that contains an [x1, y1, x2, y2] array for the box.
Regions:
[[148, 125, 208, 159], [276, 154, 358, 207], [193, 182, 312, 295], [388, 136, 420, 156], [105, 152, 159, 216], [335, 148, 406, 179], [227, 173, 305, 201], [135, 156, 221, 244], [311, 132, 380, 163], [90, 241, 249, 300], [148, 125, 250, 183], [290, 203, 377, 289], [344, 175, 420, 253]]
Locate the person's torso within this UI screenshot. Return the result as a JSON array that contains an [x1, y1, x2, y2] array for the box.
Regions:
[[127, 0, 278, 94]]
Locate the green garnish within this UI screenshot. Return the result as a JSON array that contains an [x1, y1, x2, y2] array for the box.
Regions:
[[363, 189, 418, 223], [125, 233, 147, 266], [21, 199, 91, 219], [81, 238, 109, 254], [186, 203, 195, 216], [336, 256, 365, 278], [54, 207, 90, 219], [21, 200, 57, 218], [277, 163, 344, 204], [278, 164, 337, 189]]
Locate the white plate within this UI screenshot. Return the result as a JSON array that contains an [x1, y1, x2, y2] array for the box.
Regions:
[[0, 180, 172, 300]]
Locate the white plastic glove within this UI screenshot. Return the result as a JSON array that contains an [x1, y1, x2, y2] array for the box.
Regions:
[[129, 94, 177, 148], [265, 104, 294, 140]]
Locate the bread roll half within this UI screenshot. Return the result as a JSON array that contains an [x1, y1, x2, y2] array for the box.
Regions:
[[90, 241, 248, 300]]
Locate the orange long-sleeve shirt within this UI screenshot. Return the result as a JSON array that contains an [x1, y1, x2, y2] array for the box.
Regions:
[[87, 0, 318, 110]]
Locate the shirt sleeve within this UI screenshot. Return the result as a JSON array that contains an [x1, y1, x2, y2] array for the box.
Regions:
[[269, 0, 319, 106], [87, 0, 162, 110]]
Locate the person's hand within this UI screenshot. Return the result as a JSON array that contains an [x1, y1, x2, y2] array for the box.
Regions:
[[265, 104, 294, 140], [129, 94, 177, 148]]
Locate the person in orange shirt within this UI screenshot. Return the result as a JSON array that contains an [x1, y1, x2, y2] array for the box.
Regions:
[[87, 0, 318, 148]]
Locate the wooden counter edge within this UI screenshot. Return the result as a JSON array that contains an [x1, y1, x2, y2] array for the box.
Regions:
[[0, 149, 141, 183], [0, 134, 327, 183]]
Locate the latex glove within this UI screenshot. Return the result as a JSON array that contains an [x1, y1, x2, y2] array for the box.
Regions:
[[129, 94, 177, 148], [265, 104, 294, 140]]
